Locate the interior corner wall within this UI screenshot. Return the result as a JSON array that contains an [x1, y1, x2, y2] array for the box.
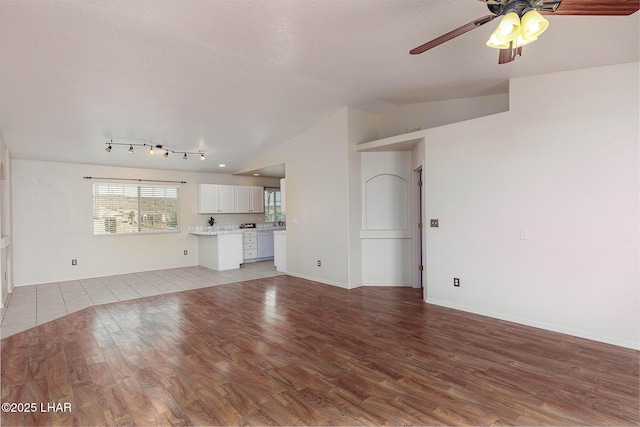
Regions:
[[347, 107, 380, 288], [423, 62, 639, 349], [10, 159, 278, 286], [236, 108, 353, 287], [0, 130, 12, 307]]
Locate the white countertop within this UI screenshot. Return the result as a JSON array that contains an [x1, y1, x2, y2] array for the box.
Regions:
[[189, 226, 285, 236], [189, 230, 243, 236]]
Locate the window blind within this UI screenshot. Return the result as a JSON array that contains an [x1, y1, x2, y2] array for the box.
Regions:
[[92, 182, 180, 235]]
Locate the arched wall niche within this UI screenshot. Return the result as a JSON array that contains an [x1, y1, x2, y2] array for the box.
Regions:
[[364, 173, 408, 230]]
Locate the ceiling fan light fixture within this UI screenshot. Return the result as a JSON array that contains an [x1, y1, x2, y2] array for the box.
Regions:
[[520, 9, 549, 39], [496, 12, 521, 41], [486, 29, 511, 49], [514, 34, 538, 48]]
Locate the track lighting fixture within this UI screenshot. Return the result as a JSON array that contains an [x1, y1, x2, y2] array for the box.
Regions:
[[104, 140, 206, 161]]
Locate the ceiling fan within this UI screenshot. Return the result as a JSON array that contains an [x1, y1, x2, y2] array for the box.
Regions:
[[410, 0, 640, 64]]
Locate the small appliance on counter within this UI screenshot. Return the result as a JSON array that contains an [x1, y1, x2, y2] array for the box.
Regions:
[[239, 223, 256, 229]]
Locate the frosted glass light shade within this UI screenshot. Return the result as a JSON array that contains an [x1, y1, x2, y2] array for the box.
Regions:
[[514, 34, 538, 47], [487, 29, 510, 49], [521, 10, 549, 39], [496, 12, 522, 42]]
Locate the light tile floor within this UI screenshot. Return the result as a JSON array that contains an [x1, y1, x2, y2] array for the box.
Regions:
[[0, 261, 283, 339]]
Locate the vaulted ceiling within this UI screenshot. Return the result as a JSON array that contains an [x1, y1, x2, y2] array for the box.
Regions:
[[0, 0, 637, 175]]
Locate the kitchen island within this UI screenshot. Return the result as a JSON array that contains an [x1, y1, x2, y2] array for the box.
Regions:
[[190, 230, 243, 271], [273, 230, 286, 272]]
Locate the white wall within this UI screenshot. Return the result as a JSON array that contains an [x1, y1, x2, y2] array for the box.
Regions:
[[378, 94, 509, 139], [11, 159, 278, 286], [0, 131, 12, 308], [221, 63, 639, 349], [347, 108, 379, 288], [237, 107, 380, 288], [236, 109, 352, 287], [421, 62, 639, 349]]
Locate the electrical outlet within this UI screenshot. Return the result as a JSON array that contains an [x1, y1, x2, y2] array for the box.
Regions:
[[317, 260, 321, 267], [454, 278, 460, 287], [430, 219, 439, 228], [184, 250, 188, 255], [71, 259, 77, 266]]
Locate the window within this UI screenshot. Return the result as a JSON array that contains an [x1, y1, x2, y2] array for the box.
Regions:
[[92, 182, 180, 235], [264, 187, 283, 223]]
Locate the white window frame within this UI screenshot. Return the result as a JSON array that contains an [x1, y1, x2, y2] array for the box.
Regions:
[[92, 182, 181, 235], [264, 187, 282, 223]]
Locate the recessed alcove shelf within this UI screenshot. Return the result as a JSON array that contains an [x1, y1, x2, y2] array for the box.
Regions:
[[356, 134, 424, 153]]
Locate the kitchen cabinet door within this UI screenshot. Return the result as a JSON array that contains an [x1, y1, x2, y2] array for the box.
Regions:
[[198, 184, 219, 213], [198, 184, 235, 213], [250, 186, 264, 213], [235, 186, 250, 212], [218, 185, 235, 213]]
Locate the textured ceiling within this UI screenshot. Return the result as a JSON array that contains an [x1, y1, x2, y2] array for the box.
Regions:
[[0, 0, 637, 175]]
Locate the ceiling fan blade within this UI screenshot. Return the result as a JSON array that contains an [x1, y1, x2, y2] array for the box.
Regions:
[[410, 14, 498, 55], [498, 42, 523, 64], [540, 0, 639, 15], [498, 44, 514, 64]]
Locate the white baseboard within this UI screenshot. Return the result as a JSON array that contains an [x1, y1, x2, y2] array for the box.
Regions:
[[426, 297, 639, 350]]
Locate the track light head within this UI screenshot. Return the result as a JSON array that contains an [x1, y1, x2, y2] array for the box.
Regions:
[[183, 153, 188, 160], [128, 145, 133, 153], [200, 153, 206, 160], [105, 144, 112, 153], [149, 146, 154, 155], [163, 151, 169, 157]]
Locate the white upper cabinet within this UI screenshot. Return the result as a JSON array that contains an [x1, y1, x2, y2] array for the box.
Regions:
[[234, 186, 250, 212], [198, 184, 220, 213], [218, 185, 235, 213], [199, 184, 263, 214], [249, 186, 264, 213], [198, 184, 236, 213]]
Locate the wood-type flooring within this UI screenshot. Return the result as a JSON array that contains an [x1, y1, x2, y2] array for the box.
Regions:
[[1, 275, 638, 426]]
